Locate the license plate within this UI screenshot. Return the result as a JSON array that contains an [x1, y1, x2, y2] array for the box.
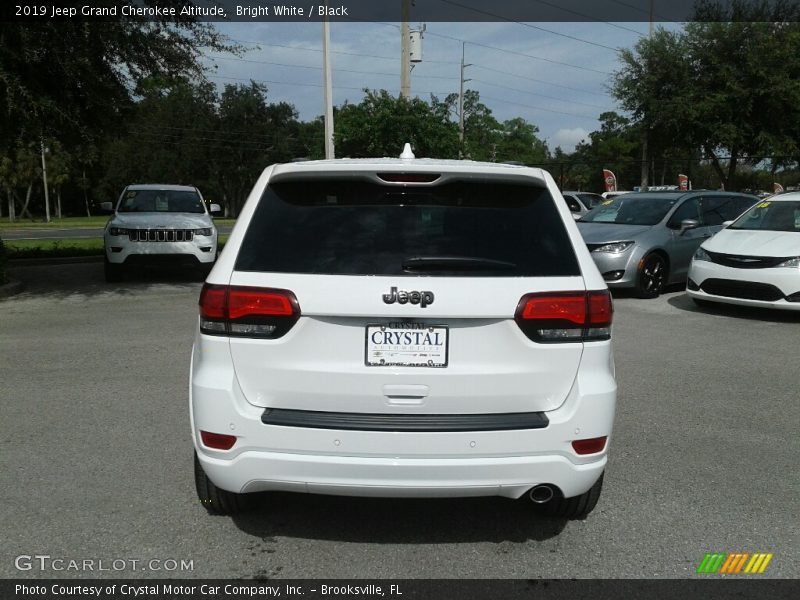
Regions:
[[365, 323, 449, 367]]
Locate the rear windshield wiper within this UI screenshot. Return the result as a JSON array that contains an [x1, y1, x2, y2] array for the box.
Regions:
[[402, 256, 517, 272]]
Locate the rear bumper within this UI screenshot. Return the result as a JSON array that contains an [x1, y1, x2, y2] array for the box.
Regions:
[[190, 336, 616, 500], [200, 450, 606, 499]]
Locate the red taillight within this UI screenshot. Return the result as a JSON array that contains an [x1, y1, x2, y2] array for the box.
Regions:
[[199, 284, 300, 338], [588, 290, 613, 326], [228, 287, 296, 319], [199, 284, 227, 319], [518, 293, 587, 324], [572, 436, 608, 455], [200, 430, 237, 450], [515, 290, 612, 342]]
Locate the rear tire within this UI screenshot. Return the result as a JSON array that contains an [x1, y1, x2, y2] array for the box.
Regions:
[[194, 452, 249, 515], [536, 473, 604, 519], [635, 253, 667, 298], [104, 257, 124, 283]]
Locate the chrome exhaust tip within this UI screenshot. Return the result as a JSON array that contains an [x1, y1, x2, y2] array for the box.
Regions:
[[528, 484, 555, 504]]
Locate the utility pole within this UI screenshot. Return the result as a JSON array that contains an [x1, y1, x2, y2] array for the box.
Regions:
[[641, 0, 655, 191], [40, 137, 51, 223], [400, 0, 411, 98], [458, 42, 472, 148], [322, 3, 335, 159]]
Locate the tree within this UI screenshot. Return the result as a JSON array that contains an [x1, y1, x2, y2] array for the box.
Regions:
[[567, 112, 642, 191], [495, 118, 549, 164], [0, 2, 236, 150], [98, 77, 220, 202], [613, 3, 800, 189], [335, 90, 460, 159], [214, 82, 301, 215]]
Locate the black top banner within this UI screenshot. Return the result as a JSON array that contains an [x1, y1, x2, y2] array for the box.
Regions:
[[4, 0, 800, 23]]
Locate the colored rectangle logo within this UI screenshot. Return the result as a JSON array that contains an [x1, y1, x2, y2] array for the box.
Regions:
[[697, 553, 773, 574]]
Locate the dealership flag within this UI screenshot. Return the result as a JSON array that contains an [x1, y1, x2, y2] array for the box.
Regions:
[[774, 182, 784, 194], [603, 169, 617, 192], [678, 174, 689, 191]]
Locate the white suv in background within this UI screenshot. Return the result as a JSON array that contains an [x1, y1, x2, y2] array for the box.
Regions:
[[102, 184, 220, 282], [190, 146, 617, 519]]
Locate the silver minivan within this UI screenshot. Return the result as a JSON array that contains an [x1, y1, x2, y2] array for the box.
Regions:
[[577, 191, 759, 297]]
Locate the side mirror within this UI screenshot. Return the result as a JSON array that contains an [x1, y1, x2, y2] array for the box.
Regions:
[[99, 201, 114, 213], [679, 218, 699, 234], [209, 203, 222, 216], [572, 213, 582, 221], [722, 220, 734, 227]]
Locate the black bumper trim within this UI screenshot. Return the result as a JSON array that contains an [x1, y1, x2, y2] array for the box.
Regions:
[[260, 408, 549, 432]]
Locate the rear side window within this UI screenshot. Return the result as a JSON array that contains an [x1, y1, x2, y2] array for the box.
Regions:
[[235, 178, 580, 277], [701, 195, 758, 225]]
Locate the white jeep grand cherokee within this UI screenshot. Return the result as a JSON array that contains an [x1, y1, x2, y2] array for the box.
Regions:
[[102, 184, 219, 282], [190, 148, 617, 519]]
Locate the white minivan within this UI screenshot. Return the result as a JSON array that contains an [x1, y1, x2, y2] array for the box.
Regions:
[[190, 147, 617, 519]]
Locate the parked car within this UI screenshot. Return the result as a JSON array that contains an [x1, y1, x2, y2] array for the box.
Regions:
[[577, 191, 759, 298], [688, 192, 800, 310], [101, 184, 220, 282], [191, 146, 617, 519], [561, 191, 604, 220]]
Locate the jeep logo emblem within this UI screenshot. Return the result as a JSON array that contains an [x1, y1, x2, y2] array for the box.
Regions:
[[382, 286, 434, 308]]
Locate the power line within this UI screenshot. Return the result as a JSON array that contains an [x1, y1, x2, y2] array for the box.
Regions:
[[132, 129, 286, 148], [478, 93, 600, 120], [208, 74, 457, 97], [469, 78, 614, 110], [423, 29, 613, 74], [222, 38, 460, 65], [528, 0, 648, 35], [205, 54, 460, 80], [136, 125, 285, 142], [435, 0, 626, 50], [351, 19, 614, 74], [605, 0, 676, 23], [469, 64, 612, 98]]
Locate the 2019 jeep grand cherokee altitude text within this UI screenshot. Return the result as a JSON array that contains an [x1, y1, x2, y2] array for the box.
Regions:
[[190, 148, 617, 519]]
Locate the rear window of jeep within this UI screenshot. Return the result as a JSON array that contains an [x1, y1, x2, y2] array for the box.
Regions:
[[235, 178, 580, 277]]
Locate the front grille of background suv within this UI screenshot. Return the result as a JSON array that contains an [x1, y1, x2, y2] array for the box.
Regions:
[[700, 279, 785, 301], [129, 229, 194, 242], [706, 250, 789, 269]]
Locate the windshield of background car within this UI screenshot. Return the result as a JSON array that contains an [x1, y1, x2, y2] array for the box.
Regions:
[[117, 189, 205, 213], [235, 178, 580, 277], [729, 200, 800, 232], [577, 193, 603, 208], [579, 195, 678, 225]]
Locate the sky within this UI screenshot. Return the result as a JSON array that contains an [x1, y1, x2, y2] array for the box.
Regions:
[[201, 19, 673, 153]]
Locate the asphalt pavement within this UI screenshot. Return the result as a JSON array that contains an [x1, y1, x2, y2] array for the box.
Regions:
[[1, 263, 798, 579]]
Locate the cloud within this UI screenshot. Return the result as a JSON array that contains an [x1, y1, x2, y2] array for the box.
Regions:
[[550, 127, 589, 153]]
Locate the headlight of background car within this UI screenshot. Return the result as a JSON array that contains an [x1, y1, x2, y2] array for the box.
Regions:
[[108, 227, 129, 236], [693, 247, 711, 262], [195, 228, 213, 236], [776, 256, 800, 268], [592, 241, 634, 253]]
